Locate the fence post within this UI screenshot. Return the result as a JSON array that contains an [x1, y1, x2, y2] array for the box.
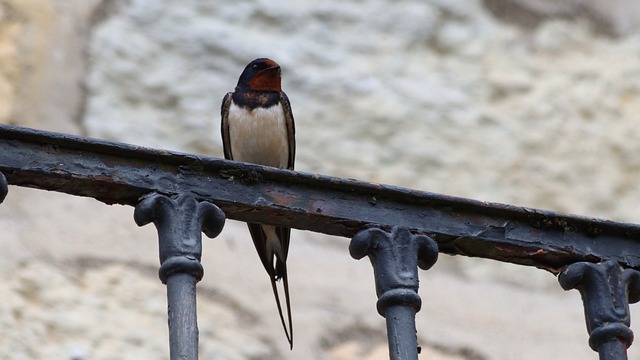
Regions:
[[134, 193, 225, 360], [350, 226, 439, 360], [559, 260, 640, 360]]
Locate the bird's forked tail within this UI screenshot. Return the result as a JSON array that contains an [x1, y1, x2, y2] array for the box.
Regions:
[[270, 262, 293, 349]]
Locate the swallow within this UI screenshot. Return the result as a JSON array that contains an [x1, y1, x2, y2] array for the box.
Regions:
[[220, 58, 295, 349]]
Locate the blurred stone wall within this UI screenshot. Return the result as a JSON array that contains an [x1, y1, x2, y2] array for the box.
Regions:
[[1, 0, 640, 359]]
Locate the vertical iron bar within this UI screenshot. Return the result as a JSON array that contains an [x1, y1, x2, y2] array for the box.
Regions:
[[559, 260, 640, 360], [134, 193, 225, 360], [0, 172, 7, 204], [350, 226, 438, 360], [166, 273, 199, 358], [597, 340, 628, 360], [385, 306, 419, 359]]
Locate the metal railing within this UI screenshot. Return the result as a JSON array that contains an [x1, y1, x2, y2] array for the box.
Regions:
[[0, 123, 638, 360]]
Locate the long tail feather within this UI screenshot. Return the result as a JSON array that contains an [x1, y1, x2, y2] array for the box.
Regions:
[[270, 269, 293, 349], [247, 223, 293, 348]]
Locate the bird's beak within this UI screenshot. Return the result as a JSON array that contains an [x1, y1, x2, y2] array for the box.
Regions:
[[263, 65, 281, 75]]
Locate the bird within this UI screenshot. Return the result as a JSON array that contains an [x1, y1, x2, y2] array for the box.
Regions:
[[220, 58, 295, 349]]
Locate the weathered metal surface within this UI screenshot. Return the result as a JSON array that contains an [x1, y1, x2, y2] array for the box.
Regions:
[[134, 193, 226, 360], [559, 261, 640, 360], [351, 226, 438, 360], [2, 124, 640, 272]]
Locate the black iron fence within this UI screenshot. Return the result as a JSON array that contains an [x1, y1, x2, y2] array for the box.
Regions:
[[0, 123, 638, 360]]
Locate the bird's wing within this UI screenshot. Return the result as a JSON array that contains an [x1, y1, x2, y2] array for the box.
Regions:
[[246, 224, 292, 280], [221, 92, 234, 160], [279, 91, 296, 170]]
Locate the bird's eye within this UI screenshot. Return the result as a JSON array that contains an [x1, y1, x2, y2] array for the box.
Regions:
[[251, 64, 259, 70]]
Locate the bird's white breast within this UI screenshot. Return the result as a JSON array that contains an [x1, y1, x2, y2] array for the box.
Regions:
[[228, 102, 290, 168]]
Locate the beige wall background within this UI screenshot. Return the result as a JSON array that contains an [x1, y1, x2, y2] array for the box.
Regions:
[[1, 0, 640, 359]]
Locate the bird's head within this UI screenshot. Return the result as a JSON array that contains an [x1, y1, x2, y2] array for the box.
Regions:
[[236, 58, 282, 92]]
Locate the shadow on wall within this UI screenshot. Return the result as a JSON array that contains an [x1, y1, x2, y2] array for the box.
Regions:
[[483, 0, 640, 36]]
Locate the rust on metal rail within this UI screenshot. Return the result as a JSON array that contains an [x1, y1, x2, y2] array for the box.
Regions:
[[1, 124, 639, 273]]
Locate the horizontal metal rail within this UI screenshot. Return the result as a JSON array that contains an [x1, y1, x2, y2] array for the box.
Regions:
[[1, 124, 639, 273]]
